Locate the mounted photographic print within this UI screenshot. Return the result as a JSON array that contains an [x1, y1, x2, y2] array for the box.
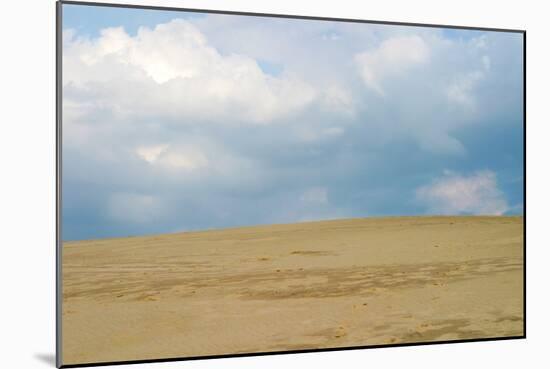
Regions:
[[57, 1, 525, 367]]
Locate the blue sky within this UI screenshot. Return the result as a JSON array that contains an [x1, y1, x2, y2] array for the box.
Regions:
[[62, 4, 524, 241], [63, 4, 204, 37]]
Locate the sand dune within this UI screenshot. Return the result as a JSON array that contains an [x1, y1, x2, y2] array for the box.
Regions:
[[62, 216, 524, 365]]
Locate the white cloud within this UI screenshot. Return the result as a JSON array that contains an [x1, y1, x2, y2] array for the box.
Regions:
[[159, 149, 208, 171], [416, 170, 509, 215], [446, 54, 492, 109], [136, 144, 208, 171], [63, 19, 317, 125], [446, 70, 484, 108], [136, 144, 169, 163], [63, 21, 509, 161], [321, 86, 356, 116], [355, 35, 430, 95]]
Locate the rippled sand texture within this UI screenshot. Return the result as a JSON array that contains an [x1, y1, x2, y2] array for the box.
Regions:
[[62, 216, 524, 365]]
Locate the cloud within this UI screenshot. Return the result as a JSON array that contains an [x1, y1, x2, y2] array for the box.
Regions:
[[416, 170, 509, 215], [136, 144, 168, 163], [159, 149, 208, 171], [61, 13, 524, 240], [446, 55, 491, 108], [136, 144, 208, 171], [321, 86, 356, 116], [446, 70, 485, 107], [63, 20, 317, 125], [355, 35, 430, 95]]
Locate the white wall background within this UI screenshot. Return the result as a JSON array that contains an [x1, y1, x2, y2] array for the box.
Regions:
[[0, 0, 547, 368]]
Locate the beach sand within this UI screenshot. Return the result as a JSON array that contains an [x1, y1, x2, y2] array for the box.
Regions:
[[62, 216, 524, 365]]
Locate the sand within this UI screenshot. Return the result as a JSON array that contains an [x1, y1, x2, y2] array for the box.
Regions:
[[62, 216, 524, 365]]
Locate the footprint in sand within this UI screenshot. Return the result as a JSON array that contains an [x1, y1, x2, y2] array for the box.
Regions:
[[333, 326, 347, 338]]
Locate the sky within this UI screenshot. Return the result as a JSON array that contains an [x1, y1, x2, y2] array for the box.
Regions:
[[61, 4, 524, 241]]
